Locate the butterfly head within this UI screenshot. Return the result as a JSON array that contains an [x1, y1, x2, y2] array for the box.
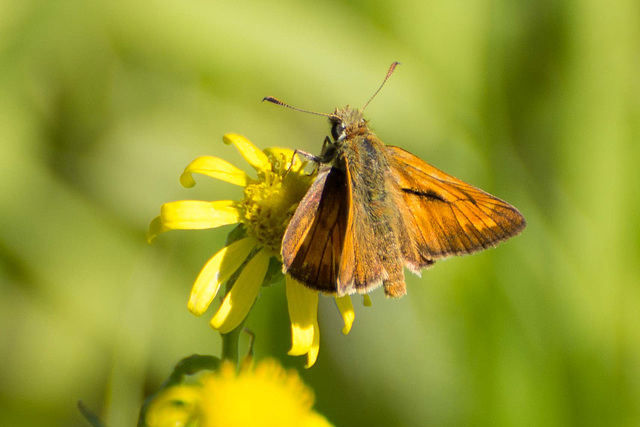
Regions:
[[329, 106, 367, 143]]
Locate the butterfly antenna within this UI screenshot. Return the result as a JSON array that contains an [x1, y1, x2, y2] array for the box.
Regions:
[[361, 61, 401, 112], [263, 96, 339, 120]]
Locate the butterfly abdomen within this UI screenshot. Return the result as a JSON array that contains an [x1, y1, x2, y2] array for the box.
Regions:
[[339, 134, 408, 297]]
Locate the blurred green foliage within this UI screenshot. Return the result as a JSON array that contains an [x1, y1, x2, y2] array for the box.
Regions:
[[1, 0, 639, 426]]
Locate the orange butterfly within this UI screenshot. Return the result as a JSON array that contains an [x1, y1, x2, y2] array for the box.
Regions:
[[266, 63, 526, 298]]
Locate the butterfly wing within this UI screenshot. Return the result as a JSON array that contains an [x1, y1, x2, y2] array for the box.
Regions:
[[387, 146, 526, 267], [282, 153, 392, 296], [282, 166, 351, 294]]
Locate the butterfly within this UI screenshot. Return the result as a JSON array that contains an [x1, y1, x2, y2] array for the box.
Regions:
[[265, 62, 526, 297]]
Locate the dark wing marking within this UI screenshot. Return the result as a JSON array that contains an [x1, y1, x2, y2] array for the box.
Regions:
[[387, 145, 526, 264]]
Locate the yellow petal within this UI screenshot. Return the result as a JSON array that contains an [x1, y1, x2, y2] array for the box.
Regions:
[[147, 216, 168, 243], [210, 248, 271, 334], [286, 276, 318, 356], [160, 200, 240, 230], [306, 318, 320, 369], [188, 237, 256, 316], [223, 134, 270, 172], [363, 295, 372, 307], [179, 156, 252, 188], [334, 295, 355, 335]]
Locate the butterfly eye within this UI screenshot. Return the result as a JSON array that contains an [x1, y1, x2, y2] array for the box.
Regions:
[[331, 122, 346, 141]]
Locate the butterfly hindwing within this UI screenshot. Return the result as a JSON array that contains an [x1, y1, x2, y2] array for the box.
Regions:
[[387, 146, 526, 264]]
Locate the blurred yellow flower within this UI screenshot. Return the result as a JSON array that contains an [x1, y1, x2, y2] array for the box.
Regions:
[[144, 358, 334, 427], [148, 134, 356, 367]]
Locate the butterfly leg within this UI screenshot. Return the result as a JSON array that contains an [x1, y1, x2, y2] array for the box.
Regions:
[[293, 144, 322, 163], [289, 149, 321, 175], [321, 136, 331, 153], [290, 137, 336, 167]]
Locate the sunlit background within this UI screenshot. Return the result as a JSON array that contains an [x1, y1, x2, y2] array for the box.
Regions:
[[1, 0, 639, 426]]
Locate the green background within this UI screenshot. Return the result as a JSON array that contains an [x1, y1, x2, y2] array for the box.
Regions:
[[1, 0, 639, 426]]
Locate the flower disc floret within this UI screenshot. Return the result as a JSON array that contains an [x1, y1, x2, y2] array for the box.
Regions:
[[241, 150, 310, 254]]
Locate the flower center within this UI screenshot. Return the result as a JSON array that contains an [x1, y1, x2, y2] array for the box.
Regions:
[[240, 153, 313, 255]]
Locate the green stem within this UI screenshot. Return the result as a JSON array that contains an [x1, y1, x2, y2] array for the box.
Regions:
[[219, 278, 246, 365], [219, 227, 261, 365], [221, 324, 243, 364]]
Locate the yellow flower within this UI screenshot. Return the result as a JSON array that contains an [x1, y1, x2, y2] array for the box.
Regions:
[[148, 134, 356, 367], [144, 358, 334, 427]]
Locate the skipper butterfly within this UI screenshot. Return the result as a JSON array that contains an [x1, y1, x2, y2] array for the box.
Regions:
[[266, 63, 526, 297]]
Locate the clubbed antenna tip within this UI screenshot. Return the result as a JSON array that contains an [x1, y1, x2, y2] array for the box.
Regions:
[[361, 61, 402, 112]]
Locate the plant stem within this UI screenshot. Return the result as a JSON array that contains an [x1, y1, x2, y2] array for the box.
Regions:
[[219, 276, 246, 364], [221, 323, 243, 364]]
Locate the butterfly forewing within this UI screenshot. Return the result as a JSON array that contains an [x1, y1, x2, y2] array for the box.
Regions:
[[282, 166, 350, 293], [387, 146, 526, 262], [282, 145, 407, 297]]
